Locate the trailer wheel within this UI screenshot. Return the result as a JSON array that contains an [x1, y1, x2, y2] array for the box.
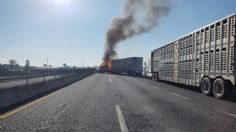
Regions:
[[152, 74, 155, 81], [201, 77, 212, 96], [156, 73, 159, 81], [154, 73, 157, 81], [213, 78, 228, 99]]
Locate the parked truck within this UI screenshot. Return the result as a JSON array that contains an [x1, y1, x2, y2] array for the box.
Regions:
[[143, 57, 152, 78], [111, 57, 143, 76], [151, 13, 236, 99]]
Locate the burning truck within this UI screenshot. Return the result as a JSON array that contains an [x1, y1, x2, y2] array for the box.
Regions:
[[98, 63, 112, 73], [98, 57, 143, 76], [100, 0, 168, 76]]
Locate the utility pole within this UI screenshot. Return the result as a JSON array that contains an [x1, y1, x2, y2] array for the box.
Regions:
[[46, 58, 49, 68], [83, 60, 84, 69]]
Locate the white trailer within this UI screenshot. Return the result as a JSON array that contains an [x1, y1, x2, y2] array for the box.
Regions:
[[151, 13, 236, 99]]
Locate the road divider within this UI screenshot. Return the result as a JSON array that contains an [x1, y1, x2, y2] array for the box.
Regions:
[[0, 69, 95, 113]]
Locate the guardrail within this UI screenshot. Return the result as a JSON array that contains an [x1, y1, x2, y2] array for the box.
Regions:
[[0, 68, 96, 112], [0, 73, 68, 82], [0, 68, 96, 88]]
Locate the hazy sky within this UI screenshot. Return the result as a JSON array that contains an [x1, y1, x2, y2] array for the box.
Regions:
[[0, 0, 236, 67]]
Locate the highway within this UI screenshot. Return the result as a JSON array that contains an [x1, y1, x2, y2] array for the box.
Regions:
[[1, 73, 236, 132]]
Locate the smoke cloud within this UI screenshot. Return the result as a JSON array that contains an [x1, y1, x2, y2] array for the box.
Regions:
[[102, 0, 170, 64]]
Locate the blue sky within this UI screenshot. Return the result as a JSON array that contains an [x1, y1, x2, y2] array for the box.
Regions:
[[0, 0, 236, 67]]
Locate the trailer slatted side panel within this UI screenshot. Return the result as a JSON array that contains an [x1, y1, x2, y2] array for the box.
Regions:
[[151, 14, 236, 87], [111, 57, 143, 75]]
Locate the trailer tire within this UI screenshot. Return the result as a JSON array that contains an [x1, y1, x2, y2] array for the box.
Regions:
[[201, 77, 212, 96], [213, 78, 228, 99], [156, 73, 159, 82], [152, 74, 155, 81]]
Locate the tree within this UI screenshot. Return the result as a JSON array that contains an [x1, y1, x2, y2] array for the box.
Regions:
[[49, 65, 52, 68], [25, 59, 30, 70], [43, 64, 47, 67], [63, 63, 67, 68], [9, 60, 17, 66]]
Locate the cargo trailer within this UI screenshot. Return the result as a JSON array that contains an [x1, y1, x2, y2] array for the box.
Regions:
[[151, 13, 236, 99], [111, 57, 143, 76]]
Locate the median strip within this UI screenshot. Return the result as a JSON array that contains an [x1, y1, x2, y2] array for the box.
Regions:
[[115, 105, 129, 132], [0, 87, 65, 120]]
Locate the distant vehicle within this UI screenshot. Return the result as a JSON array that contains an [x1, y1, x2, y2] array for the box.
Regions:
[[111, 57, 143, 76], [97, 64, 109, 73], [151, 13, 236, 99], [143, 57, 152, 79]]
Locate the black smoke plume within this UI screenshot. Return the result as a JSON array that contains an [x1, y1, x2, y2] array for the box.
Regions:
[[102, 0, 170, 64]]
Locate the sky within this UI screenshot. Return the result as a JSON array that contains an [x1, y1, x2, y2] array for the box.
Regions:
[[0, 0, 236, 67]]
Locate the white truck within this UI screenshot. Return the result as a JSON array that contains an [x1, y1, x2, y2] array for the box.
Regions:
[[143, 57, 152, 78], [151, 13, 236, 99]]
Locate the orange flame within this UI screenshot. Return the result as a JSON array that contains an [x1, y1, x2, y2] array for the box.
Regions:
[[99, 61, 112, 70]]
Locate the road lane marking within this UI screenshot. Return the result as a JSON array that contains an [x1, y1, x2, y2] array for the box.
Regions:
[[221, 110, 236, 118], [171, 93, 191, 100], [132, 78, 139, 82], [108, 74, 112, 83], [141, 82, 146, 85], [115, 105, 129, 132], [0, 85, 67, 120], [153, 86, 161, 90]]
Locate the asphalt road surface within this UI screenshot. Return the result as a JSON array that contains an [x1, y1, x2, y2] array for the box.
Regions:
[[1, 73, 236, 132]]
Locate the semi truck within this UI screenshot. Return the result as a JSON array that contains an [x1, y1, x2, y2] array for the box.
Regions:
[[151, 13, 236, 99], [111, 57, 143, 76], [143, 57, 152, 78]]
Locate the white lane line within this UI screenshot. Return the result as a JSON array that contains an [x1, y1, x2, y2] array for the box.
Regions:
[[171, 92, 191, 100], [221, 110, 236, 118], [142, 82, 147, 85], [109, 78, 112, 83], [115, 105, 129, 132], [153, 86, 161, 90]]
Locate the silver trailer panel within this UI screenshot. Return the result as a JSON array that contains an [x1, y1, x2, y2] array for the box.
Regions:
[[152, 13, 236, 87]]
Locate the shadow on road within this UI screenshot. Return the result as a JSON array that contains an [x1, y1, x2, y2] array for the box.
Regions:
[[155, 79, 236, 102], [107, 73, 236, 103]]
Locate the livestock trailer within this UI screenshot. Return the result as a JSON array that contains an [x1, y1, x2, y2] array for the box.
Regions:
[[151, 13, 236, 99], [111, 57, 143, 76]]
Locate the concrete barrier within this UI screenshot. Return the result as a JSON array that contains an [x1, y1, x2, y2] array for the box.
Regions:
[[0, 71, 95, 113]]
